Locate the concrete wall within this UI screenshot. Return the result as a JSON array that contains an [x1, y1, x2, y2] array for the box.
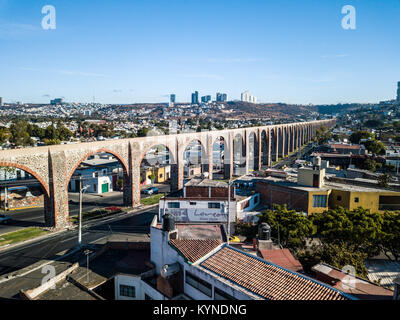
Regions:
[[0, 119, 335, 228]]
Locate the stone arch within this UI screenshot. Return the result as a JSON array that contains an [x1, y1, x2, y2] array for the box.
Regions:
[[0, 161, 50, 197], [0, 161, 52, 226], [66, 148, 129, 186], [139, 142, 176, 167]]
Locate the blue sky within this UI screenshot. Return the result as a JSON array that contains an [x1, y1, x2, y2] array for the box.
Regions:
[[0, 0, 399, 104]]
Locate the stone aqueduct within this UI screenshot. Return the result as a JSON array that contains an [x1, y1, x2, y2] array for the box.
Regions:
[[0, 119, 335, 229]]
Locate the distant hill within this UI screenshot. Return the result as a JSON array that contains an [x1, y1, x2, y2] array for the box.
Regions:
[[226, 101, 316, 119]]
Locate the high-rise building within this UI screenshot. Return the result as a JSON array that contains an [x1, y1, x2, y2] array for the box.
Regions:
[[201, 95, 212, 103], [397, 81, 400, 102], [191, 91, 199, 104], [0, 97, 3, 107], [170, 94, 176, 103], [241, 90, 257, 104], [50, 98, 63, 105], [216, 92, 228, 102]]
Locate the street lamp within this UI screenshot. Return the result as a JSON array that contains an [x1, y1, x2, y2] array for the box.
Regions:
[[78, 176, 90, 246]]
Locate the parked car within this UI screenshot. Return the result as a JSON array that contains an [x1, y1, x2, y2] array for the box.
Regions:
[[143, 187, 159, 195], [0, 214, 11, 224]]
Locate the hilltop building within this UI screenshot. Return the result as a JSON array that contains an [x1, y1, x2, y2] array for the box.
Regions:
[[241, 90, 257, 104], [397, 81, 400, 102]]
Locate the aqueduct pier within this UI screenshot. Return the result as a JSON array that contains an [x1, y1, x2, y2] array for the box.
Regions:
[[0, 119, 335, 228]]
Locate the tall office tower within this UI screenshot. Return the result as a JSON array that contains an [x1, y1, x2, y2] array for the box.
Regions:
[[0, 97, 3, 107], [397, 82, 400, 102], [241, 90, 250, 102], [201, 95, 211, 103], [216, 92, 228, 102], [191, 91, 199, 104], [170, 94, 176, 103], [241, 90, 257, 104]]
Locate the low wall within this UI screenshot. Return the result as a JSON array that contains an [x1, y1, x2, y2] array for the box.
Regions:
[[20, 263, 79, 300]]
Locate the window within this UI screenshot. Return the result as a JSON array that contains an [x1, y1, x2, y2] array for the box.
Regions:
[[145, 294, 153, 300], [120, 285, 135, 298], [189, 202, 197, 206], [93, 184, 97, 192], [214, 287, 236, 300], [185, 271, 212, 297], [337, 196, 342, 201], [312, 195, 327, 208], [208, 202, 221, 209], [168, 202, 180, 209], [354, 197, 359, 203]]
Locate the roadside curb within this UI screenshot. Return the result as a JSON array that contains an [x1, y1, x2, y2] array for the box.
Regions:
[[0, 228, 69, 254], [0, 204, 159, 254]]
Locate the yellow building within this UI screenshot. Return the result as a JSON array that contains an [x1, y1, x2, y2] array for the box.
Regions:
[[141, 165, 171, 185], [329, 188, 400, 213], [256, 160, 400, 215]]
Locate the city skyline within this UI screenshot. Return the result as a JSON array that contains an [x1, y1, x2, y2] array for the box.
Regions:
[[1, 0, 400, 104]]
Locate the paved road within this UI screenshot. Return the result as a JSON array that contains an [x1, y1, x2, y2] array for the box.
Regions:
[[0, 184, 170, 234], [272, 142, 315, 169], [0, 205, 159, 277]]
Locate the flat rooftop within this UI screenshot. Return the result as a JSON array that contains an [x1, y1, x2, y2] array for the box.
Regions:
[[256, 175, 399, 194], [185, 178, 228, 188]]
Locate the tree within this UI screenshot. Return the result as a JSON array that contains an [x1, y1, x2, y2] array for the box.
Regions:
[[45, 125, 58, 140], [311, 207, 383, 258], [258, 204, 315, 250], [364, 139, 386, 155], [137, 127, 149, 137], [297, 242, 368, 278], [9, 120, 33, 146], [0, 127, 11, 144], [350, 130, 375, 144], [314, 126, 332, 145], [378, 211, 400, 261], [378, 173, 391, 188]]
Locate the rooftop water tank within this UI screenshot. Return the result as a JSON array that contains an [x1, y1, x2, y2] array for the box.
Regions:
[[258, 223, 271, 241], [162, 213, 175, 232], [161, 263, 180, 278]]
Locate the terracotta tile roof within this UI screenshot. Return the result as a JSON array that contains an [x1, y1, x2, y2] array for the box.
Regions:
[[169, 239, 222, 263], [200, 245, 352, 300], [259, 249, 303, 273]]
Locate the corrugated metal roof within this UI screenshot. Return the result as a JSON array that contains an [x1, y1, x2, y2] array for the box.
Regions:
[[365, 260, 400, 291]]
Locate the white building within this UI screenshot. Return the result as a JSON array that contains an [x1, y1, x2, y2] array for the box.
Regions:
[[159, 178, 260, 230], [113, 216, 355, 301], [241, 90, 257, 104], [68, 154, 122, 194]]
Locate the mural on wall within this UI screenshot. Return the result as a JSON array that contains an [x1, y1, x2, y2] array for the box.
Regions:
[[164, 208, 228, 222]]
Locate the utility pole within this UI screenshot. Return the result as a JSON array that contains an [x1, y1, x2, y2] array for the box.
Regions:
[[227, 180, 232, 245], [78, 176, 83, 246], [84, 249, 91, 283]]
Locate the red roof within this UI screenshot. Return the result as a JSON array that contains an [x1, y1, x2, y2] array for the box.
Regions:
[[169, 239, 222, 263], [259, 249, 303, 273], [329, 144, 361, 150], [200, 246, 351, 300]]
